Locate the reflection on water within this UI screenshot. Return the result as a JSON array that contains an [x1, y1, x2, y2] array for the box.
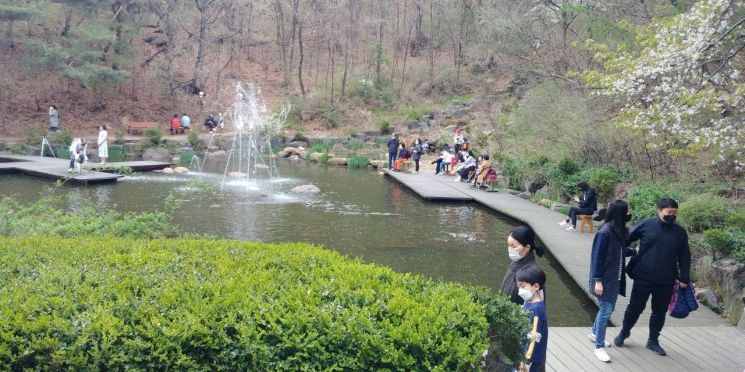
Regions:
[[0, 161, 596, 326]]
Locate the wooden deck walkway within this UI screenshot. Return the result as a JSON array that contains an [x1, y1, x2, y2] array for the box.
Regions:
[[385, 170, 745, 371], [0, 154, 172, 185]]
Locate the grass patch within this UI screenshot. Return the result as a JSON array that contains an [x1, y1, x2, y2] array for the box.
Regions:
[[347, 156, 369, 169]]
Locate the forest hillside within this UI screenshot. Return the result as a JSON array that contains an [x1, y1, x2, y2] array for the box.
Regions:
[[1, 0, 744, 186]]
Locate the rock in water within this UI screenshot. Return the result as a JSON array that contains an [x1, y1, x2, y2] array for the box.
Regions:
[[291, 184, 321, 193], [162, 167, 174, 174], [255, 164, 269, 169], [173, 167, 189, 173], [228, 171, 247, 178]]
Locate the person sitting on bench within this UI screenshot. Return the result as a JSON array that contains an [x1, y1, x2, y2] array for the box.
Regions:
[[559, 180, 597, 232], [455, 150, 476, 182], [393, 143, 412, 171]]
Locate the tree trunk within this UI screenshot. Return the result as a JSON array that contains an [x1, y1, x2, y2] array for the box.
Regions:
[[297, 24, 306, 98]]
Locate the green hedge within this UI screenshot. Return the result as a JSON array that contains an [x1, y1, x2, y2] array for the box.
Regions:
[[0, 237, 527, 370]]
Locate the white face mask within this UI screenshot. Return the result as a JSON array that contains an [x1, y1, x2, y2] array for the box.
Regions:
[[508, 250, 522, 262], [518, 287, 534, 302]]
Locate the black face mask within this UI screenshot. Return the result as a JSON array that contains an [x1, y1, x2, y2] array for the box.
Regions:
[[625, 214, 632, 222], [663, 215, 676, 224]]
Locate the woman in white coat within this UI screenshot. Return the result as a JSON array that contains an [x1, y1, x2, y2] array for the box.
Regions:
[[97, 125, 108, 165]]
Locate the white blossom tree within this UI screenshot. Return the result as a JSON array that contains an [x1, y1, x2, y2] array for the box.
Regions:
[[582, 0, 745, 169]]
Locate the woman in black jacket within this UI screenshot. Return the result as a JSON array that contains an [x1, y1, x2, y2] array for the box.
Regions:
[[587, 200, 636, 363]]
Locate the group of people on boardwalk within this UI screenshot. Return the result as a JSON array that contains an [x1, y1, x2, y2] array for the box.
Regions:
[[386, 128, 498, 189], [66, 125, 109, 173], [499, 194, 691, 370]]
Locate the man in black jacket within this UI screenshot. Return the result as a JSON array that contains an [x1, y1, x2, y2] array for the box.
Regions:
[[559, 181, 597, 231], [613, 198, 691, 356], [386, 134, 399, 170]]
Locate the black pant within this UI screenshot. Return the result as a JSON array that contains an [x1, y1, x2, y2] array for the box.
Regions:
[[568, 206, 594, 227], [414, 158, 420, 172], [620, 277, 674, 342]]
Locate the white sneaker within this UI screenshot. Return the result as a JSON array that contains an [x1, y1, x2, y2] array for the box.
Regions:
[[594, 347, 611, 363], [559, 220, 569, 226], [454, 176, 461, 182], [588, 333, 611, 347], [566, 226, 576, 232]]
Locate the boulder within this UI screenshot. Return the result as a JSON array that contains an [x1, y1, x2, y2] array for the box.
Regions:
[[696, 288, 720, 308], [286, 141, 308, 149], [291, 184, 321, 193], [450, 109, 467, 120], [309, 152, 326, 162], [173, 167, 189, 174], [161, 167, 174, 174], [332, 143, 346, 154], [327, 157, 348, 166], [517, 191, 532, 200], [206, 150, 228, 159], [301, 110, 317, 122], [524, 176, 547, 194], [228, 171, 246, 178], [369, 160, 387, 169], [612, 182, 634, 200], [288, 155, 301, 161], [255, 164, 269, 169], [142, 147, 171, 162]]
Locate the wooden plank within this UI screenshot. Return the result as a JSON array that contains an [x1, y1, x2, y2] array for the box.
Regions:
[[564, 327, 645, 371], [671, 327, 744, 369]]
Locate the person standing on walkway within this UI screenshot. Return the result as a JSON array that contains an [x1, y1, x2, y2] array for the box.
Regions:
[[453, 127, 465, 153], [49, 105, 59, 131], [588, 200, 636, 363], [97, 125, 108, 166], [613, 198, 691, 356], [412, 138, 423, 173], [516, 265, 548, 372], [559, 180, 597, 231], [500, 225, 546, 306], [386, 134, 399, 169]]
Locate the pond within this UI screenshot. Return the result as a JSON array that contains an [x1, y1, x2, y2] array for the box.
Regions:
[[0, 160, 596, 326]]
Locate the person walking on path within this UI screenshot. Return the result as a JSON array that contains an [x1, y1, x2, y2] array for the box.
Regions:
[[500, 225, 547, 306], [412, 138, 423, 173], [97, 125, 108, 166], [613, 198, 691, 356], [386, 134, 399, 169], [559, 180, 597, 231], [588, 200, 637, 363], [49, 105, 59, 131]]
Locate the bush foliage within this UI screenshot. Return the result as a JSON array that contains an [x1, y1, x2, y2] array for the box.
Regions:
[[626, 185, 682, 224], [678, 194, 729, 233], [0, 237, 527, 370]]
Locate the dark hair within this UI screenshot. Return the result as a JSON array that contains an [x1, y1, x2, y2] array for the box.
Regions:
[[101, 124, 107, 130], [509, 225, 545, 257], [604, 199, 629, 237], [657, 198, 678, 210], [515, 266, 546, 290], [482, 154, 490, 160], [400, 143, 406, 148], [173, 113, 179, 118], [468, 150, 474, 157], [51, 105, 57, 110], [577, 181, 589, 191]]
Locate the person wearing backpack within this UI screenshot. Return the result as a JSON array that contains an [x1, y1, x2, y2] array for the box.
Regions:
[[613, 198, 691, 357]]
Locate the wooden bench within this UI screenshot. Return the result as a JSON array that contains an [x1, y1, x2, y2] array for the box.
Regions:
[[127, 121, 159, 134], [170, 126, 186, 135]]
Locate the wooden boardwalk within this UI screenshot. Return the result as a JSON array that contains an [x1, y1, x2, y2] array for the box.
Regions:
[[385, 170, 745, 371], [0, 154, 172, 184]]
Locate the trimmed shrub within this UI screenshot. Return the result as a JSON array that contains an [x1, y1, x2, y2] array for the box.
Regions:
[[704, 228, 735, 256], [678, 194, 729, 232], [144, 128, 163, 146], [726, 209, 745, 231], [626, 185, 681, 224], [379, 120, 391, 134], [187, 130, 200, 149], [588, 167, 620, 203], [0, 237, 528, 370]]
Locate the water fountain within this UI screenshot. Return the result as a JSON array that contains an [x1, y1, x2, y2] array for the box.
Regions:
[[219, 82, 290, 191]]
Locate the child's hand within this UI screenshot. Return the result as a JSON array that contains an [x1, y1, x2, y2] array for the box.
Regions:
[[594, 282, 603, 296]]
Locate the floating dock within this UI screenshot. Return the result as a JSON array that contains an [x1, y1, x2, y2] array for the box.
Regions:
[[0, 154, 172, 185], [384, 169, 745, 371]]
